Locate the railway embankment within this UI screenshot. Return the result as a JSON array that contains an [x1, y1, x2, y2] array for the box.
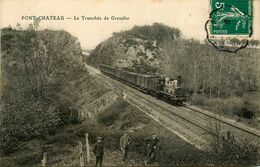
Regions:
[[84, 64, 259, 166], [0, 28, 107, 166], [78, 90, 119, 119], [0, 68, 111, 166], [29, 100, 207, 167], [86, 23, 260, 127]]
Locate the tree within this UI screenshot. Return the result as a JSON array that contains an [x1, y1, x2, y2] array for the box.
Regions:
[[249, 40, 259, 47], [28, 23, 34, 31], [209, 130, 258, 166], [33, 19, 41, 31], [0, 29, 84, 154], [16, 23, 22, 30], [230, 38, 241, 45]]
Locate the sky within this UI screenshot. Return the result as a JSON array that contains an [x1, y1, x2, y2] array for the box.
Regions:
[[0, 0, 259, 49]]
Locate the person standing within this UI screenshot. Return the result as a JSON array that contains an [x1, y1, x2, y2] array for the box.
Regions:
[[144, 134, 160, 165], [120, 133, 131, 161], [93, 137, 104, 167]]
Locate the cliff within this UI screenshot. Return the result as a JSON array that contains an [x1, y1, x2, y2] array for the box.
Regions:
[[87, 23, 259, 97], [87, 23, 181, 74], [0, 28, 85, 154]]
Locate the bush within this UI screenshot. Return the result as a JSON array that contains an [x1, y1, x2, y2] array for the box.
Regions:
[[97, 100, 127, 126], [0, 29, 85, 155], [15, 151, 42, 166], [238, 108, 255, 119], [191, 93, 205, 105], [94, 100, 207, 166], [202, 96, 249, 117], [209, 131, 258, 166], [0, 99, 61, 154], [156, 139, 205, 166], [129, 132, 205, 166], [129, 132, 147, 155], [124, 23, 181, 42], [97, 109, 120, 126], [223, 97, 245, 115], [77, 120, 122, 150]]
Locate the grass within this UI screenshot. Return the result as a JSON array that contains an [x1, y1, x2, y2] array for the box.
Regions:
[[97, 100, 125, 126], [1, 98, 257, 166], [192, 94, 256, 119], [0, 99, 206, 166], [0, 69, 110, 167], [203, 96, 244, 115], [92, 100, 207, 166]]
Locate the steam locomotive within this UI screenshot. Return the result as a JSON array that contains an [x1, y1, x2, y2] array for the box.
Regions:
[[100, 64, 189, 105]]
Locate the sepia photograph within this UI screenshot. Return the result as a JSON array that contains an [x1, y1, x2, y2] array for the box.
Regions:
[[0, 0, 259, 166]]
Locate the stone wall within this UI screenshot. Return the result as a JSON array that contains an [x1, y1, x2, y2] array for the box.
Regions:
[[79, 90, 119, 119]]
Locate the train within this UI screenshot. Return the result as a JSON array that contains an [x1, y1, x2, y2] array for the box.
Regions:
[[99, 64, 189, 105]]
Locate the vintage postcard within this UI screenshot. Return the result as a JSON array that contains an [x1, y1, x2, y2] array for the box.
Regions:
[[0, 0, 259, 166]]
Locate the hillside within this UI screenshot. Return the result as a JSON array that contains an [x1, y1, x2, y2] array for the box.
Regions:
[[0, 28, 86, 154], [87, 23, 259, 91], [87, 23, 181, 74], [87, 23, 260, 120], [0, 28, 208, 166]]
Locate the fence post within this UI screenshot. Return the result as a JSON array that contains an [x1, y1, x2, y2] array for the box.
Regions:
[[78, 110, 82, 121], [86, 133, 91, 163], [41, 152, 47, 167], [79, 141, 84, 167]]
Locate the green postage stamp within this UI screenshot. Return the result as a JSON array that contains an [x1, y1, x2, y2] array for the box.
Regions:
[[210, 0, 252, 35]]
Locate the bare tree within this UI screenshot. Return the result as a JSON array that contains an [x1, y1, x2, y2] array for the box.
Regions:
[[33, 19, 41, 31], [16, 23, 22, 30]]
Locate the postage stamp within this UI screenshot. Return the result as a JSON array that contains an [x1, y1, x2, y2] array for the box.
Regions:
[[210, 0, 252, 35]]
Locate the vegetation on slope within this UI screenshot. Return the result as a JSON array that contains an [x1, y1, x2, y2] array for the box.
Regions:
[[87, 23, 260, 120], [64, 100, 258, 166], [0, 28, 84, 154], [161, 39, 259, 120]]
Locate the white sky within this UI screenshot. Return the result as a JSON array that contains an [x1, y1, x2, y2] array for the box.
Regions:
[[0, 0, 259, 49]]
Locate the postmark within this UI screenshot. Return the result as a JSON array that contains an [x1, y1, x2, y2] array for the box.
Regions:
[[205, 0, 253, 53]]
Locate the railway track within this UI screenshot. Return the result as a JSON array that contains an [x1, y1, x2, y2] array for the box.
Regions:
[[184, 106, 260, 139], [84, 64, 260, 149]]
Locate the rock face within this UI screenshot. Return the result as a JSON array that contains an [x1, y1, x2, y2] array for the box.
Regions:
[[88, 35, 160, 73], [87, 23, 181, 74], [1, 29, 84, 76], [0, 28, 87, 154]]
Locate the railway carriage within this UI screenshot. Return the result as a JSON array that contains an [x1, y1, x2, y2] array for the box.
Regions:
[[113, 68, 126, 81], [100, 64, 115, 76], [119, 70, 127, 81], [115, 69, 122, 79], [124, 71, 137, 86], [99, 64, 188, 105], [136, 74, 159, 95]]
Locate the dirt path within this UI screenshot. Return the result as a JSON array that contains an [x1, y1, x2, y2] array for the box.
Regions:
[[51, 145, 150, 166]]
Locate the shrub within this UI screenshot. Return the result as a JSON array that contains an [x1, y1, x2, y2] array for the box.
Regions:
[[191, 93, 205, 105], [239, 108, 255, 119], [202, 96, 250, 118], [223, 97, 245, 115], [0, 29, 85, 155], [129, 132, 147, 155], [209, 131, 258, 166], [15, 151, 42, 166], [94, 100, 207, 166], [128, 132, 206, 166], [97, 100, 127, 126], [76, 120, 122, 150], [0, 99, 61, 154], [156, 139, 205, 166], [97, 109, 120, 126]]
